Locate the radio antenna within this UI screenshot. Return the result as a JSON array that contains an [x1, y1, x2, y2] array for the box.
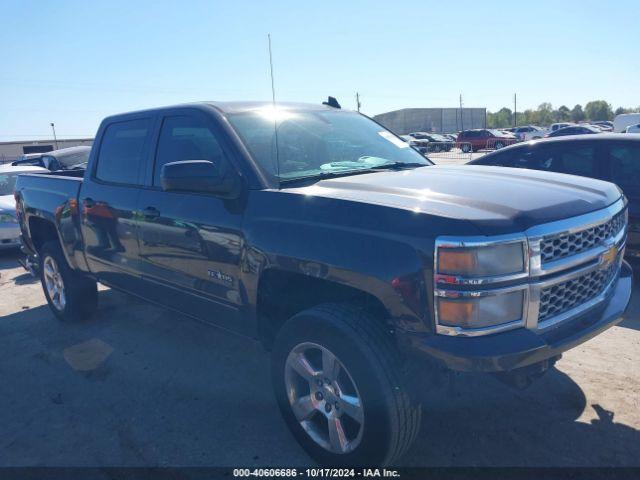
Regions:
[[268, 33, 281, 184]]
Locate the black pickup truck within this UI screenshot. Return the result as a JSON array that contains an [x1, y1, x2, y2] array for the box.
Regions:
[[15, 101, 632, 466]]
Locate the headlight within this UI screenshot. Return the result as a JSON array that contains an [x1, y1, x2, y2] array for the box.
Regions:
[[0, 211, 17, 223], [436, 290, 525, 330], [437, 242, 525, 278], [434, 237, 528, 335]]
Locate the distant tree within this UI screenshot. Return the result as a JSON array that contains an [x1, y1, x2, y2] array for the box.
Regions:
[[571, 104, 585, 122], [495, 107, 512, 128], [487, 107, 513, 128], [536, 103, 554, 125], [487, 101, 635, 128], [557, 105, 571, 122], [585, 100, 613, 121]]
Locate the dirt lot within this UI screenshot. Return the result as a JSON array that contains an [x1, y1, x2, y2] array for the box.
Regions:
[[0, 248, 639, 467]]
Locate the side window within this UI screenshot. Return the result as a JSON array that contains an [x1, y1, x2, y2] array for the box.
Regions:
[[154, 115, 229, 186], [537, 145, 598, 178], [488, 148, 537, 168], [96, 119, 151, 185], [560, 146, 598, 176], [610, 144, 640, 197]]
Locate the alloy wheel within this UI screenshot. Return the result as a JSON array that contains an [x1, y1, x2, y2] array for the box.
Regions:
[[43, 256, 66, 311], [284, 342, 364, 454]]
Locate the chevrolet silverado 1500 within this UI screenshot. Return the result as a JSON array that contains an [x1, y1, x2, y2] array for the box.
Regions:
[[15, 101, 632, 466]]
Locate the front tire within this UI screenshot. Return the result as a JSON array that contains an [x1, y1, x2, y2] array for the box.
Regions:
[[272, 304, 422, 466], [40, 240, 97, 322]]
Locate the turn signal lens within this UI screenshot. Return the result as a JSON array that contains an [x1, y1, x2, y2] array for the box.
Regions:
[[437, 290, 524, 329], [438, 250, 476, 273], [438, 299, 476, 327], [437, 243, 525, 277]]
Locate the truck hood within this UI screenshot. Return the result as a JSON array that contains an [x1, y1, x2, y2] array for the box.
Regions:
[[284, 165, 622, 234]]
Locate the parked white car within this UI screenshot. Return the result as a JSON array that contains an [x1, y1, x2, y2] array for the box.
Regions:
[[0, 164, 48, 249], [614, 113, 640, 132], [625, 123, 640, 134], [512, 125, 545, 141], [548, 122, 575, 134]]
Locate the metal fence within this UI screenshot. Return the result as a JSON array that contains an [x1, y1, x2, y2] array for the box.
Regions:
[[485, 137, 520, 150], [419, 142, 474, 164]]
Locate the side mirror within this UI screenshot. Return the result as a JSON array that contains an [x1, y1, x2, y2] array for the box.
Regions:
[[160, 160, 238, 197]]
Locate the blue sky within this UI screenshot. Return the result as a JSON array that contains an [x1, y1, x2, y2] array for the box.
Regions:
[[1, 0, 638, 139]]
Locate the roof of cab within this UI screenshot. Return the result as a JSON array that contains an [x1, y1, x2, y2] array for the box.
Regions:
[[102, 101, 343, 122], [206, 101, 342, 114]]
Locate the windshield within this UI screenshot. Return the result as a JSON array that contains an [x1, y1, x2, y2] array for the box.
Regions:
[[428, 134, 449, 142], [227, 109, 431, 182], [0, 173, 18, 196], [56, 149, 91, 168], [489, 129, 511, 137]]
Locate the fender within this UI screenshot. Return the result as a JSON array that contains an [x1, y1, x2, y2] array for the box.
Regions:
[[241, 191, 437, 334]]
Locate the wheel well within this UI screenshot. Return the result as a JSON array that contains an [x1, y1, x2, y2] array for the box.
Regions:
[[28, 217, 58, 253], [257, 269, 390, 347]]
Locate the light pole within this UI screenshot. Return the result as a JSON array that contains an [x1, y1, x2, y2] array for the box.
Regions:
[[50, 122, 59, 150]]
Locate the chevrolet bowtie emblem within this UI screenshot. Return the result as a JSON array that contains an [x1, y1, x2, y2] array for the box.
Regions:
[[601, 244, 618, 267]]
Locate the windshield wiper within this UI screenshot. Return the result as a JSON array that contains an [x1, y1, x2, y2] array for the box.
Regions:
[[279, 168, 380, 185], [279, 162, 430, 186], [369, 161, 430, 170]]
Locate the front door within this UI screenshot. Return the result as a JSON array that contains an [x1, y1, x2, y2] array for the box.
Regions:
[[136, 113, 246, 333]]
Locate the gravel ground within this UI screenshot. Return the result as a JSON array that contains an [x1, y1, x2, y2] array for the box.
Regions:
[[0, 248, 638, 467]]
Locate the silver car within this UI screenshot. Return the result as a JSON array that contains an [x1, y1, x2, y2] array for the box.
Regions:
[[0, 164, 48, 249]]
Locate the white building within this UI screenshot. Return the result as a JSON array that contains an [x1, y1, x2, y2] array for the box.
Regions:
[[0, 138, 93, 164]]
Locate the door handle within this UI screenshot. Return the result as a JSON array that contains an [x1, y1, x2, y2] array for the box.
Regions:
[[84, 197, 95, 208], [142, 206, 160, 219]]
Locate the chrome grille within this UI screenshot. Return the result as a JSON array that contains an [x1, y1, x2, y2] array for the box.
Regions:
[[540, 211, 625, 264], [538, 264, 617, 322]]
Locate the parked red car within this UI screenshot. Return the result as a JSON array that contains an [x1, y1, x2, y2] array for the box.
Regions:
[[457, 129, 518, 152]]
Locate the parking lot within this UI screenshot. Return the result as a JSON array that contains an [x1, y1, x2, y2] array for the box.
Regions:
[[1, 243, 639, 467]]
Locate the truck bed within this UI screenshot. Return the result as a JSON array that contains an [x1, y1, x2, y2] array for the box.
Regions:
[[15, 170, 86, 271]]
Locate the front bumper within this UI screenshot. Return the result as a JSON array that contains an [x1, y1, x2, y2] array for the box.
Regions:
[[400, 261, 633, 372]]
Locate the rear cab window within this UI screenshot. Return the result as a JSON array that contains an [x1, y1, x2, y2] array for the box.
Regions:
[[95, 118, 152, 185]]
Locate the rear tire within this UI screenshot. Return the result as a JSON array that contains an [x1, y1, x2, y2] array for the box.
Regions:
[[495, 141, 505, 149], [272, 303, 422, 466], [39, 240, 97, 322], [461, 144, 471, 153]]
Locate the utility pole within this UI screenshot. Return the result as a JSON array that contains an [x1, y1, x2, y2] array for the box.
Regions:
[[459, 94, 464, 131], [513, 93, 517, 127], [50, 122, 59, 150], [356, 92, 361, 112]]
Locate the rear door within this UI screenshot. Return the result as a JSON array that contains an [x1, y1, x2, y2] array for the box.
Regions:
[[136, 111, 246, 333], [80, 117, 154, 292]]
